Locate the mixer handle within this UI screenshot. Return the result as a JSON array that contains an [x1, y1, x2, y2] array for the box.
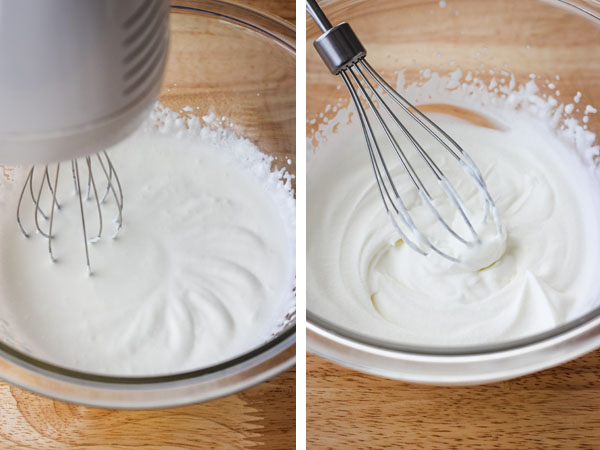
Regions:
[[306, 0, 333, 32], [307, 0, 367, 75]]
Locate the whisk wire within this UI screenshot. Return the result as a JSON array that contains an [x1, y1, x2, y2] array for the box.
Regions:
[[343, 62, 494, 261], [98, 154, 113, 203], [350, 65, 428, 193], [341, 70, 430, 257], [96, 151, 123, 236], [343, 69, 438, 256], [73, 160, 91, 273], [48, 164, 60, 262], [16, 167, 33, 238], [362, 59, 497, 222], [16, 151, 123, 273], [362, 61, 461, 161], [34, 166, 51, 238], [344, 64, 469, 261], [356, 62, 482, 245], [30, 167, 48, 221], [86, 156, 103, 243], [44, 167, 61, 210], [341, 71, 401, 212]]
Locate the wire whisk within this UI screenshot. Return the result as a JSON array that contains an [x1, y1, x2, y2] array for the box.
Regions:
[[307, 0, 503, 264], [16, 151, 123, 274]]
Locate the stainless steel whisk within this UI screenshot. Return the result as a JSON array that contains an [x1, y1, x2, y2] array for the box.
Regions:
[[307, 0, 502, 262], [16, 151, 123, 274]]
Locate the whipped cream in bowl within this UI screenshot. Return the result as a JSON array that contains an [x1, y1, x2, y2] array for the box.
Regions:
[[0, 2, 296, 407], [0, 105, 296, 376], [307, 0, 600, 384], [309, 104, 600, 347]]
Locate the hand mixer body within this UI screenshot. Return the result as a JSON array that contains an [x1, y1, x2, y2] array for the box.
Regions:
[[0, 0, 169, 165], [1, 0, 169, 273]]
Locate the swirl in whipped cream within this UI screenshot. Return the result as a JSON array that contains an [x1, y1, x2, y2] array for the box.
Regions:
[[308, 105, 600, 345]]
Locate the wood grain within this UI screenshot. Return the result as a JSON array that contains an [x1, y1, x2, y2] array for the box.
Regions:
[[307, 0, 600, 134], [233, 0, 295, 25], [307, 352, 600, 449], [0, 368, 294, 449], [0, 1, 295, 449]]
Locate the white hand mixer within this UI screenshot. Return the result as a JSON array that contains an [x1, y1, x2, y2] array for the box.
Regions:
[[0, 0, 169, 273]]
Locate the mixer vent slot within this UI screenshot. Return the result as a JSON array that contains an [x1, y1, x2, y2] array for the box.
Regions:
[[123, 15, 166, 78], [122, 0, 168, 96], [123, 0, 153, 30], [123, 37, 167, 96]]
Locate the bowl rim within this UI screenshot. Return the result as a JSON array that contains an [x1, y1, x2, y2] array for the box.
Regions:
[[172, 0, 295, 52], [0, 0, 296, 407], [307, 0, 600, 381]]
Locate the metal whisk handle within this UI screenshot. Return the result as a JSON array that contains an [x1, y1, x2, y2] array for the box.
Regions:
[[307, 0, 366, 75]]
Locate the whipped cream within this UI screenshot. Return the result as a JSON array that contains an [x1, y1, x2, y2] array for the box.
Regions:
[[0, 105, 295, 375], [308, 84, 600, 346]]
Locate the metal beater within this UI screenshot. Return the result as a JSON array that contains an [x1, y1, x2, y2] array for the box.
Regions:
[[307, 0, 503, 263], [16, 152, 123, 274]]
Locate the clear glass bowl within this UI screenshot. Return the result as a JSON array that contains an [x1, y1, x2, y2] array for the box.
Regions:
[[307, 0, 600, 384], [0, 0, 295, 408]]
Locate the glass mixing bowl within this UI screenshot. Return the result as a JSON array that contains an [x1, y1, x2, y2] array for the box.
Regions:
[[307, 0, 600, 384], [0, 0, 295, 408]]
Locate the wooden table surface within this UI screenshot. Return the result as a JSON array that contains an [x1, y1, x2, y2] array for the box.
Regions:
[[0, 368, 295, 449], [0, 1, 295, 449], [239, 0, 295, 24], [307, 352, 600, 449]]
